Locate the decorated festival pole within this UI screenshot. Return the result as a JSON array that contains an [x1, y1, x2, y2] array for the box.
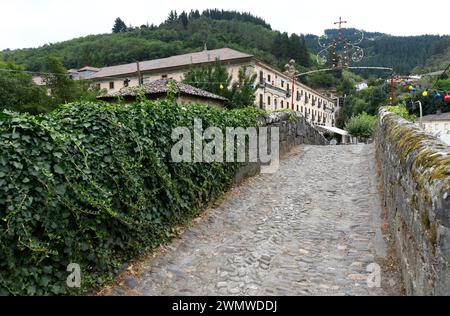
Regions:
[[292, 76, 295, 111], [390, 76, 395, 106], [284, 60, 297, 111]]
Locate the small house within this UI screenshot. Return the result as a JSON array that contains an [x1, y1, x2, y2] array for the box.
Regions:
[[97, 79, 227, 108]]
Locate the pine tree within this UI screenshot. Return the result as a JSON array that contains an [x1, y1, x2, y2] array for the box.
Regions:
[[183, 60, 257, 109], [229, 67, 258, 108], [183, 59, 231, 97], [112, 17, 127, 33], [166, 10, 178, 24], [299, 35, 311, 67], [179, 11, 189, 29]]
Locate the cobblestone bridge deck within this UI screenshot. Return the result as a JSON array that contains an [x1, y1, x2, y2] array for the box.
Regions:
[[103, 144, 403, 296]]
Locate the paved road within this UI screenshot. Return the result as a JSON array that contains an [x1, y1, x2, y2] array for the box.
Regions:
[[103, 144, 402, 296]]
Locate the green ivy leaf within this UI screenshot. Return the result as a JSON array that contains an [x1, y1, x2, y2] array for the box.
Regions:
[[12, 161, 23, 170], [54, 165, 64, 175]]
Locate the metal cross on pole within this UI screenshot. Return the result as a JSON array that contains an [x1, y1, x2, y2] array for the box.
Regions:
[[334, 17, 348, 29], [334, 17, 347, 42]]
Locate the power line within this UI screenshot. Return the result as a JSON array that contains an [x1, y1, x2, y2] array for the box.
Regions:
[[296, 66, 394, 78], [431, 62, 450, 90], [3, 65, 448, 96], [0, 67, 72, 78], [0, 67, 255, 87]]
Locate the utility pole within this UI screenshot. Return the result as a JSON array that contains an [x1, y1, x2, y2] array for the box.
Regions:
[[284, 60, 297, 111], [136, 61, 142, 85], [292, 76, 295, 110], [390, 75, 395, 106]]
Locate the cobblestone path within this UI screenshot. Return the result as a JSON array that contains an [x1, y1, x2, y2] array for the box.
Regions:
[[105, 144, 402, 296]]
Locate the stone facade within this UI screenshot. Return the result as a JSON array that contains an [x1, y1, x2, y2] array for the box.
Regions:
[[376, 108, 450, 296], [235, 112, 328, 183]]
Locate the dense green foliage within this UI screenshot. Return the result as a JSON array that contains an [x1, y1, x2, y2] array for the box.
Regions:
[[0, 59, 98, 115], [0, 100, 266, 295], [42, 57, 99, 105], [305, 29, 450, 75], [183, 60, 231, 98], [386, 104, 416, 122], [196, 9, 272, 29], [0, 10, 310, 73], [0, 61, 51, 114], [394, 74, 450, 116], [183, 59, 257, 109], [1, 10, 447, 81], [345, 112, 377, 141], [400, 92, 450, 116], [112, 18, 128, 34], [413, 37, 450, 73], [228, 68, 258, 109], [327, 71, 390, 128]]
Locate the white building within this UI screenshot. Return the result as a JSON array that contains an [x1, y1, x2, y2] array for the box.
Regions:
[[68, 66, 100, 80], [88, 48, 337, 127], [422, 112, 450, 145], [356, 82, 368, 91]]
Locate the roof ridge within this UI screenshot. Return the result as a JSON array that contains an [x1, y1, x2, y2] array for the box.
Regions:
[[98, 79, 227, 101], [90, 48, 253, 79]]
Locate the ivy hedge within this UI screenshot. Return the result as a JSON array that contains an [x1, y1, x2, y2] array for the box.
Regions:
[[0, 100, 266, 295]]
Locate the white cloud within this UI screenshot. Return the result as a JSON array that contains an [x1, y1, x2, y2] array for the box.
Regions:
[[0, 0, 448, 50]]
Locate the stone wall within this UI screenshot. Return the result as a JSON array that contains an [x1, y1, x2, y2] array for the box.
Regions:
[[235, 112, 328, 183], [376, 108, 450, 296]]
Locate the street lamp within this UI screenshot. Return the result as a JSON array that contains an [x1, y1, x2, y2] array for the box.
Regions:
[[412, 101, 423, 129], [284, 60, 297, 111]]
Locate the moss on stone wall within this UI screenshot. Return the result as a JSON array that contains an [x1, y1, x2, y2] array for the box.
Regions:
[[380, 109, 450, 196], [377, 108, 450, 295]]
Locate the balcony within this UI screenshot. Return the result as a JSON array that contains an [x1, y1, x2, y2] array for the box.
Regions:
[[260, 82, 288, 96]]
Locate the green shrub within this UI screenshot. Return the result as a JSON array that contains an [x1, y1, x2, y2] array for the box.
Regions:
[[0, 100, 266, 295], [345, 112, 378, 141], [387, 103, 417, 122]]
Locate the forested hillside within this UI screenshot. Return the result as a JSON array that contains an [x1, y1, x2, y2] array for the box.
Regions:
[[412, 37, 450, 73], [305, 28, 449, 75], [0, 10, 310, 73], [1, 9, 449, 77]]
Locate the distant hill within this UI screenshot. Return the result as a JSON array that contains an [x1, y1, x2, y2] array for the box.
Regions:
[[1, 10, 449, 76], [0, 10, 310, 73], [305, 28, 449, 75], [412, 37, 450, 74]]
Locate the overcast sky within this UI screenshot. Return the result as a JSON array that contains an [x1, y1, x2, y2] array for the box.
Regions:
[[1, 0, 448, 50]]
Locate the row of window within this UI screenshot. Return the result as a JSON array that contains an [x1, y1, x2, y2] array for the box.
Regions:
[[107, 74, 171, 90], [260, 93, 332, 111], [259, 71, 291, 92], [259, 70, 330, 105], [259, 93, 332, 122], [109, 79, 135, 90]]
